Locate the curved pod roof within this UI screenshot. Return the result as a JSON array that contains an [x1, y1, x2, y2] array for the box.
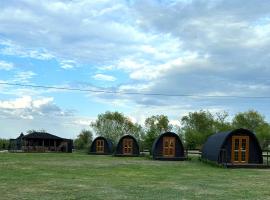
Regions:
[[202, 128, 263, 164]]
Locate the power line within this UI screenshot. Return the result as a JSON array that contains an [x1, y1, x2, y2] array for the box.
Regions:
[[0, 82, 270, 99]]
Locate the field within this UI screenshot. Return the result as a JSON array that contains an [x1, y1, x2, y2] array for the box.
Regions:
[[0, 153, 270, 200]]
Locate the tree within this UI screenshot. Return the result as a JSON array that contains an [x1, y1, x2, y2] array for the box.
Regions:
[[180, 110, 234, 149], [256, 123, 270, 149], [213, 111, 232, 132], [74, 129, 93, 150], [232, 110, 266, 131], [27, 129, 47, 134], [181, 110, 215, 149], [0, 139, 9, 150], [91, 111, 143, 145], [143, 115, 172, 151]]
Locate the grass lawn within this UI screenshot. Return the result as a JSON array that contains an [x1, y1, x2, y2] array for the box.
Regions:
[[0, 153, 270, 200]]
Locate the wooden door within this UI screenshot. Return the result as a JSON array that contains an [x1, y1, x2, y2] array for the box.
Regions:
[[231, 136, 249, 164], [96, 140, 104, 153], [123, 139, 133, 155], [163, 137, 175, 157]]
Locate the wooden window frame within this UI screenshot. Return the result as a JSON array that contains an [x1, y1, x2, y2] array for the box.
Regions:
[[123, 138, 133, 155], [163, 137, 175, 157], [231, 136, 249, 164], [96, 139, 104, 153]]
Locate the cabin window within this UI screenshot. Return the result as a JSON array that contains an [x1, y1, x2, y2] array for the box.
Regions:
[[231, 136, 249, 163], [96, 140, 104, 153], [123, 139, 133, 155], [163, 137, 175, 157]]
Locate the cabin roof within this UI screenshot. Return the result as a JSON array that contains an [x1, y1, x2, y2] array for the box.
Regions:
[[16, 133, 24, 140], [22, 132, 63, 140]]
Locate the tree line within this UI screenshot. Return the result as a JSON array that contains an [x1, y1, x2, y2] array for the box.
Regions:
[[0, 139, 9, 150], [74, 109, 270, 151], [0, 109, 269, 151]]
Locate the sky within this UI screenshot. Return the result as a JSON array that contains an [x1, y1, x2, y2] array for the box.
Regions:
[[0, 0, 270, 139]]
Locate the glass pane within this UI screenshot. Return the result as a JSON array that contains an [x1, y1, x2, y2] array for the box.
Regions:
[[234, 152, 239, 161], [235, 139, 239, 150], [241, 151, 246, 161], [242, 139, 246, 150]]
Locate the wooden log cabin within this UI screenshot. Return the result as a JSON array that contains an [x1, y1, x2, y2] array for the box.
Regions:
[[10, 131, 73, 153], [201, 128, 264, 168]]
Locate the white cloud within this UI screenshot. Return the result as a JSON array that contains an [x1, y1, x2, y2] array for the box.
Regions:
[[0, 39, 54, 60], [32, 97, 54, 108], [0, 96, 55, 112], [105, 51, 208, 81], [0, 96, 32, 109], [93, 74, 116, 81], [60, 60, 77, 69], [0, 95, 95, 138], [61, 63, 74, 69], [0, 95, 71, 120], [74, 117, 95, 126], [13, 71, 36, 83], [0, 1, 147, 63], [0, 60, 14, 70]]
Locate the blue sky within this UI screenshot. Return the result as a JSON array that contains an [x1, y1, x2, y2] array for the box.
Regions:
[[0, 0, 270, 139]]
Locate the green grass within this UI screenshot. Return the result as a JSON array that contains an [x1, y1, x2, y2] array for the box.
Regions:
[[0, 153, 270, 200]]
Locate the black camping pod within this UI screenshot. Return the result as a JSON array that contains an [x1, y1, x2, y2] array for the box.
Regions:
[[115, 135, 140, 157], [202, 128, 263, 167], [89, 136, 113, 155], [152, 132, 186, 161]]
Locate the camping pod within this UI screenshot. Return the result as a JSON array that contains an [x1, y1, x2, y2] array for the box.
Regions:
[[202, 128, 263, 167], [152, 132, 186, 161], [115, 135, 140, 156], [89, 136, 113, 155]]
